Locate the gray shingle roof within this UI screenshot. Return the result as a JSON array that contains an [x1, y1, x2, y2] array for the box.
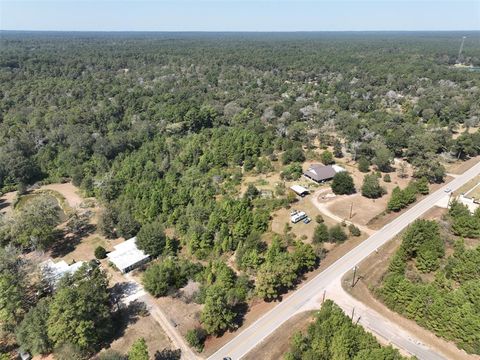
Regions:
[[303, 164, 337, 182]]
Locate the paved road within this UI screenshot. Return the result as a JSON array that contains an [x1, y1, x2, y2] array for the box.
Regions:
[[324, 281, 448, 360], [209, 160, 480, 360]]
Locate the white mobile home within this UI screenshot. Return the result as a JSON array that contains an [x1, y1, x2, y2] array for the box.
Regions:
[[107, 237, 150, 273]]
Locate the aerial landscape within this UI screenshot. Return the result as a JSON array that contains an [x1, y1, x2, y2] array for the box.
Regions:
[[1, 1, 480, 360]]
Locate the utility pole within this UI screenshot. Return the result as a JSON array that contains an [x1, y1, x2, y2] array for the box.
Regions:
[[351, 266, 357, 287], [322, 290, 326, 304], [349, 202, 353, 219]]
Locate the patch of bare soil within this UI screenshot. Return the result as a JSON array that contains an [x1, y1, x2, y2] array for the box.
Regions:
[[344, 207, 480, 360], [270, 192, 336, 243], [316, 160, 414, 227], [126, 270, 203, 346], [0, 190, 17, 215], [41, 183, 85, 209], [242, 311, 316, 360], [105, 314, 172, 356]]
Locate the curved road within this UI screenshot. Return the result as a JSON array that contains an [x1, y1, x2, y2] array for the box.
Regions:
[[209, 161, 480, 360]]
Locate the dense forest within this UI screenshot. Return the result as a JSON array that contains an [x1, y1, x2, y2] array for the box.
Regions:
[[1, 31, 480, 357], [285, 300, 406, 360], [377, 210, 480, 354]]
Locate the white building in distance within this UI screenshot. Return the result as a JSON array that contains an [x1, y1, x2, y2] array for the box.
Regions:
[[107, 237, 150, 273]]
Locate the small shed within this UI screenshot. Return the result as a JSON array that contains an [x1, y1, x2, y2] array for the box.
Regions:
[[107, 237, 150, 273], [290, 185, 309, 197]]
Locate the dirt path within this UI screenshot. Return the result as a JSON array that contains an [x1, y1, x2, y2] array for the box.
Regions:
[[123, 274, 200, 360], [310, 188, 375, 235]]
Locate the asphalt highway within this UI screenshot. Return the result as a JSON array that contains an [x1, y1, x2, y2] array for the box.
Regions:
[[208, 160, 480, 360]]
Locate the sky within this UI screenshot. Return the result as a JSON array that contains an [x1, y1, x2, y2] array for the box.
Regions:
[[1, 0, 479, 32]]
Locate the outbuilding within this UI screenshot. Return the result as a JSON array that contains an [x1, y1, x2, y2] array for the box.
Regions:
[[107, 237, 151, 273], [290, 184, 309, 197]]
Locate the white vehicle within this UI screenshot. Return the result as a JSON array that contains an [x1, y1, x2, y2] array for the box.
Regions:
[[444, 187, 452, 193], [291, 211, 307, 223]]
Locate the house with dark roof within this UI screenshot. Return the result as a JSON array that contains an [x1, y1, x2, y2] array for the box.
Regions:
[[303, 164, 345, 183]]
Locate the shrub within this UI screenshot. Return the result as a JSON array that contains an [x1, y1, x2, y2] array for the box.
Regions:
[[315, 214, 324, 223], [313, 223, 329, 244], [358, 157, 370, 173], [186, 328, 207, 352], [94, 246, 107, 259], [320, 150, 334, 165], [348, 224, 361, 237], [383, 174, 391, 183], [361, 173, 386, 199], [329, 225, 347, 243]]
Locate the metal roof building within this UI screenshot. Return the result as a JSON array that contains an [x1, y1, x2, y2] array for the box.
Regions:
[[42, 259, 84, 285], [290, 184, 310, 196], [107, 237, 150, 273]]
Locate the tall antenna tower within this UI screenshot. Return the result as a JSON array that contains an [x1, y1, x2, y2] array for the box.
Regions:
[[458, 36, 467, 63]]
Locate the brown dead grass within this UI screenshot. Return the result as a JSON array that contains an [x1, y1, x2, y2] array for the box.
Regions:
[[104, 314, 172, 356], [324, 162, 414, 227], [270, 193, 336, 243], [446, 156, 480, 175], [242, 311, 316, 360]]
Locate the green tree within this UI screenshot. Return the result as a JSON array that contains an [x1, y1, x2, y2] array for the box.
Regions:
[[388, 187, 407, 212], [94, 246, 107, 259], [128, 338, 149, 360], [47, 263, 112, 352], [16, 298, 52, 355], [415, 177, 430, 195], [10, 194, 61, 250], [0, 247, 29, 335], [361, 173, 386, 199], [116, 209, 140, 240], [321, 150, 334, 165], [373, 144, 393, 172], [200, 285, 236, 335], [136, 220, 166, 257], [97, 205, 117, 239], [333, 139, 343, 158], [331, 172, 355, 195], [313, 223, 329, 244]]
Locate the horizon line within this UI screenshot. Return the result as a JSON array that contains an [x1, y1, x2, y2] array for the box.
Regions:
[[1, 29, 479, 33]]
